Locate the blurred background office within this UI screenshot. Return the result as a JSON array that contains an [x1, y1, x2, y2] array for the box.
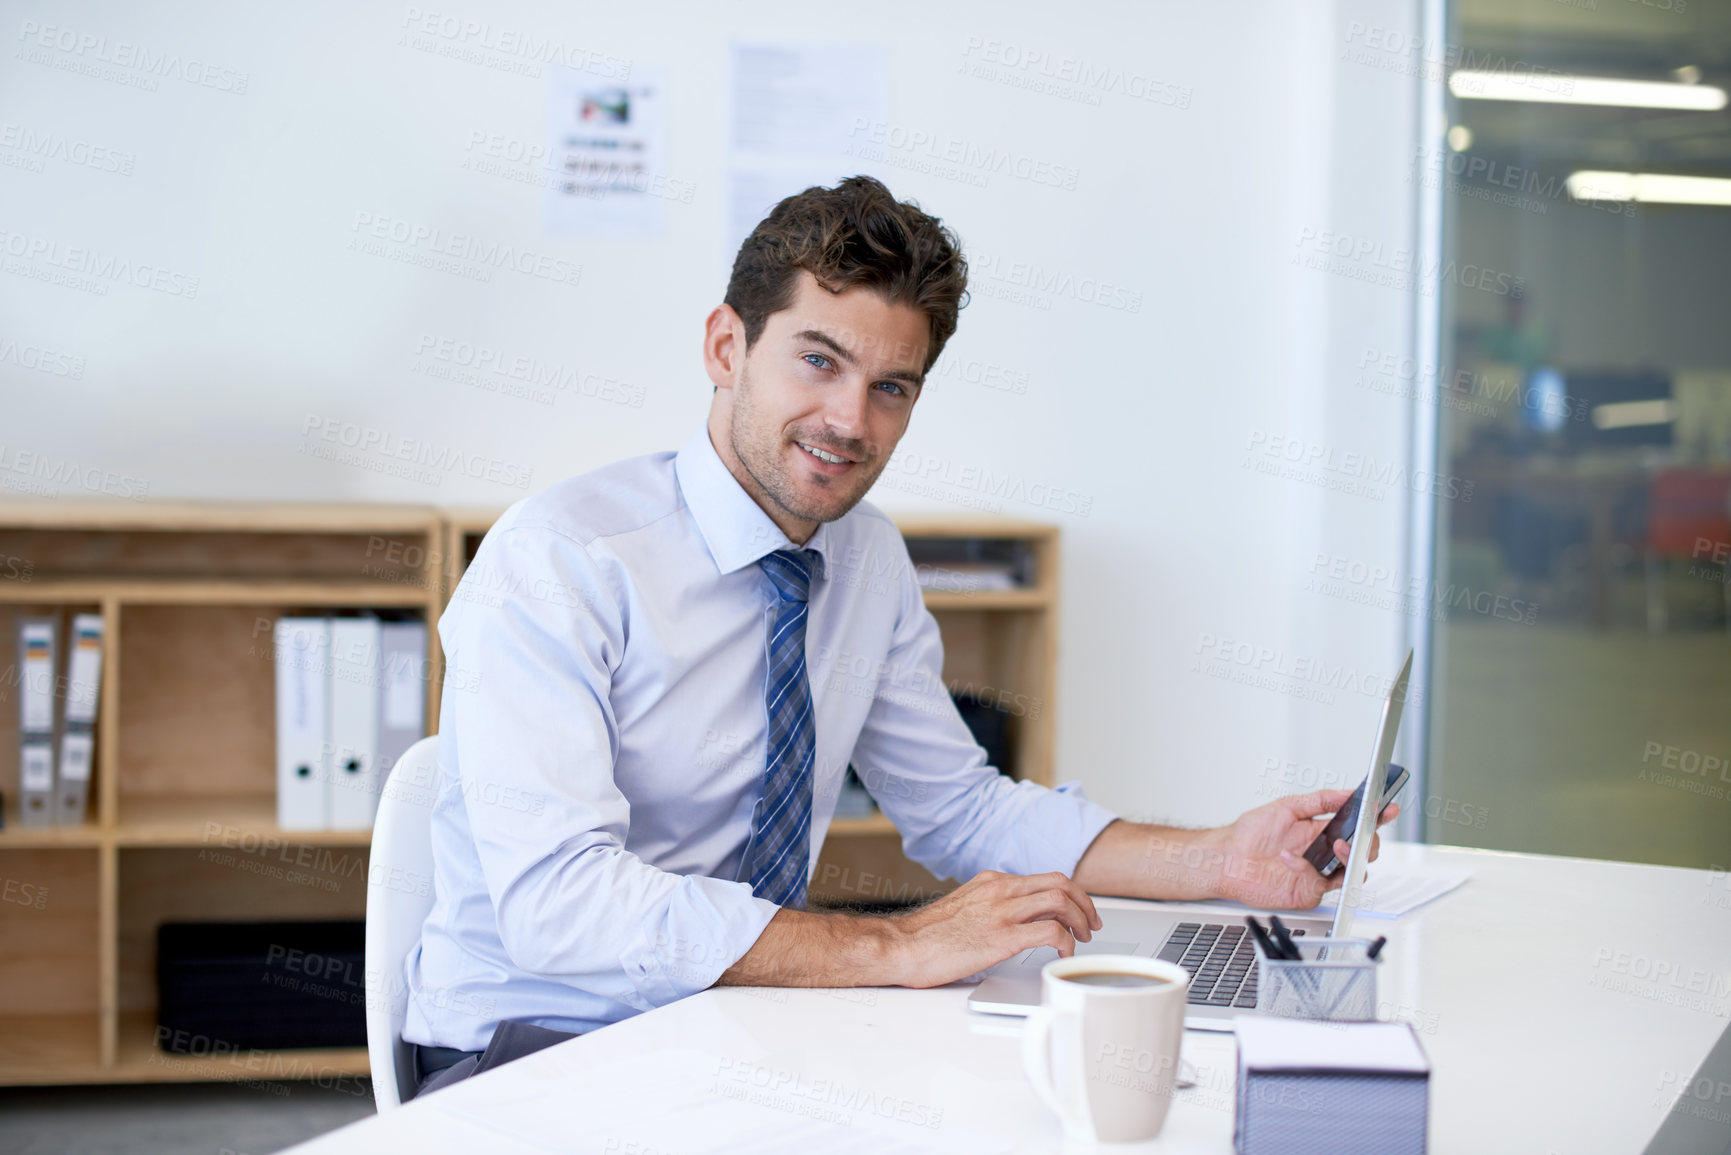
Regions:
[[1, 0, 1727, 1146], [1428, 1, 1731, 871]]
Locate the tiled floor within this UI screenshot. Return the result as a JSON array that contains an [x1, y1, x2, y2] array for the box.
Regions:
[[0, 1081, 376, 1155]]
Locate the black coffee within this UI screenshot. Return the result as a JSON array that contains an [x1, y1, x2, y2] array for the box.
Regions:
[[1061, 970, 1169, 988]]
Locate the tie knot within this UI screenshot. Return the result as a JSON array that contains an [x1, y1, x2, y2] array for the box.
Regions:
[[760, 549, 817, 603]]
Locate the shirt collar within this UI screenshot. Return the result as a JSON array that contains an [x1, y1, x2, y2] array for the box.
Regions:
[[675, 424, 832, 577]]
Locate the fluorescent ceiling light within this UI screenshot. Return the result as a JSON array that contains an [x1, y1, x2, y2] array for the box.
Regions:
[[1449, 71, 1727, 110], [1568, 170, 1731, 206], [1591, 399, 1674, 431]]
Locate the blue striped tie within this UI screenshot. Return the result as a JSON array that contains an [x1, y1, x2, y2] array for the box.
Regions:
[[740, 548, 818, 908]]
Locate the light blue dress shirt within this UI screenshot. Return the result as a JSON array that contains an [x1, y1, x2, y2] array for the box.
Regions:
[[404, 424, 1120, 1049]]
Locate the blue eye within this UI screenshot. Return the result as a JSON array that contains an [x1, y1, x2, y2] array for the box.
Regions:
[[876, 381, 907, 397], [803, 353, 832, 371]]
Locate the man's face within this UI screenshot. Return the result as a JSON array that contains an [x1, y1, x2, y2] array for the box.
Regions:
[[713, 270, 929, 539]]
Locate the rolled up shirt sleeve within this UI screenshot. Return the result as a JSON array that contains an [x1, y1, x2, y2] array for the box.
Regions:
[[441, 522, 780, 1012], [846, 544, 1120, 883]]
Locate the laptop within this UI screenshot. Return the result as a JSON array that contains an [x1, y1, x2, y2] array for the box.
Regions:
[[967, 649, 1413, 1032]]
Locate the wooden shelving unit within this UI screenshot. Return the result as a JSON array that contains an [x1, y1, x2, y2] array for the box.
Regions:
[[0, 502, 443, 1087], [0, 500, 1058, 1085]]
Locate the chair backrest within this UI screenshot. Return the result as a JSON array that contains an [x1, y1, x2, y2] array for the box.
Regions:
[[364, 735, 440, 1112]]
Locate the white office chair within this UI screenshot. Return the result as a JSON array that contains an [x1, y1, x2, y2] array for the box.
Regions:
[[365, 735, 441, 1112]]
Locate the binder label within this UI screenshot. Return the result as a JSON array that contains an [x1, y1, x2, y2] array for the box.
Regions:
[[21, 744, 53, 790], [60, 730, 94, 781], [21, 623, 54, 732]]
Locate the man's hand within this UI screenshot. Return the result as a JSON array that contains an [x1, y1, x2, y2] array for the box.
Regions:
[[1072, 790, 1400, 909], [718, 792, 1398, 993], [717, 869, 1101, 991], [1203, 789, 1398, 909], [889, 870, 1102, 988]]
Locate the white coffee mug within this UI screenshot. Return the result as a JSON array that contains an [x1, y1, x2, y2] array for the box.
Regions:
[[1020, 953, 1190, 1143]]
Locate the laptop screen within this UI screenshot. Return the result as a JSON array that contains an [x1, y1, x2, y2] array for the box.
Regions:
[[1330, 649, 1413, 939]]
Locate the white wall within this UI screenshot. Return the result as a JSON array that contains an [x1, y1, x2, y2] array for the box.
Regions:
[[1, 0, 1422, 830]]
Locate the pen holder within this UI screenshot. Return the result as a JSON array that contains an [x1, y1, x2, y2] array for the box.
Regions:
[[1256, 937, 1379, 1022]]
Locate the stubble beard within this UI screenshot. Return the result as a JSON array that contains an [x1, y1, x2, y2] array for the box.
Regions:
[[729, 362, 884, 528]]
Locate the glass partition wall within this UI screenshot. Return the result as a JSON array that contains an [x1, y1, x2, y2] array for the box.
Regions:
[[1426, 0, 1731, 869]]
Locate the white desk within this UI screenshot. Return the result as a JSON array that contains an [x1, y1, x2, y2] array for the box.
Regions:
[[290, 843, 1731, 1153]]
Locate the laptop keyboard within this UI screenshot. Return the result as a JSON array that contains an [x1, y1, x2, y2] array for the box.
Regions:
[[1012, 919, 1306, 1012], [1155, 921, 1299, 1009]]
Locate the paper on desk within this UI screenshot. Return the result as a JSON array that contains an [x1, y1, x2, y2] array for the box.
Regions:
[[1316, 866, 1472, 918], [1234, 1017, 1430, 1072], [432, 1046, 1011, 1155]]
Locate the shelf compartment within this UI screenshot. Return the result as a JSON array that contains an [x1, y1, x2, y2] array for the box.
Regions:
[[118, 846, 371, 1068], [117, 604, 283, 807], [0, 848, 101, 1078], [115, 603, 428, 814]]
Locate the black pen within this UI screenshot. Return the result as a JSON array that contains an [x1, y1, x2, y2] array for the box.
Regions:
[[1245, 917, 1282, 960], [1367, 935, 1388, 960], [1268, 916, 1302, 960]]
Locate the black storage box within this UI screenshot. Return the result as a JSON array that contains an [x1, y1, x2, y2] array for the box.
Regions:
[[156, 920, 368, 1052], [952, 690, 1014, 777]]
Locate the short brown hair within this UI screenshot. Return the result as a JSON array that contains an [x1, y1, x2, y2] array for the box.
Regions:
[[724, 175, 969, 375]]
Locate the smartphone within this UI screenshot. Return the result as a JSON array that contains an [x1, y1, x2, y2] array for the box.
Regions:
[[1302, 763, 1409, 877]]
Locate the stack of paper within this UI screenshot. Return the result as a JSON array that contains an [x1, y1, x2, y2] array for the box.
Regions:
[[1234, 1018, 1428, 1155], [1317, 866, 1472, 918], [913, 562, 1019, 592]]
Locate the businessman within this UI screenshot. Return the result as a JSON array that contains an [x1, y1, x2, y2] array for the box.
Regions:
[[404, 175, 1395, 1094]]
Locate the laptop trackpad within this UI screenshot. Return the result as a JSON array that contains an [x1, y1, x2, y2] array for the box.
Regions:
[[1019, 940, 1143, 968]]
